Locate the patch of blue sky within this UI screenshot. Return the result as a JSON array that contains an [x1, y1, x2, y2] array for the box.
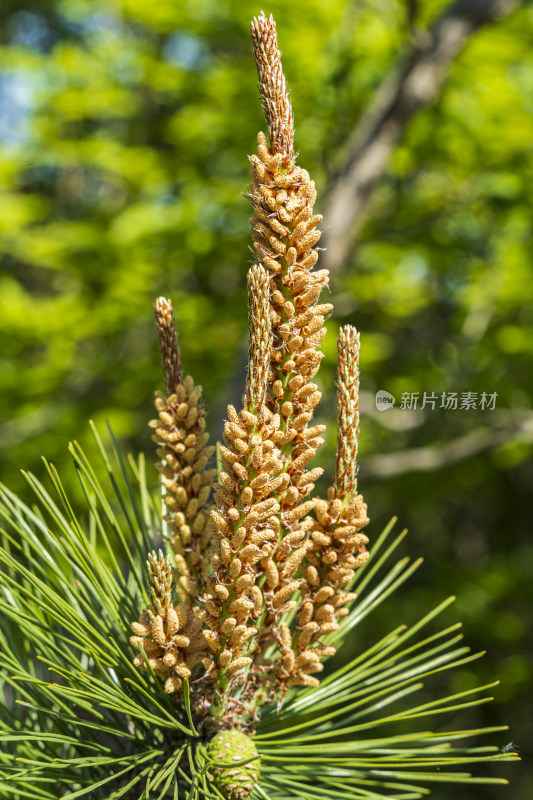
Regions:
[[0, 72, 35, 149], [163, 32, 210, 71]]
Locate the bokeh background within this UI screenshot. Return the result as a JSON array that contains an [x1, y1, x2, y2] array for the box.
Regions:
[[0, 1, 532, 797]]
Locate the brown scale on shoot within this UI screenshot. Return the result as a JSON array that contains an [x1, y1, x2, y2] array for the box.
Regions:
[[150, 298, 217, 600]]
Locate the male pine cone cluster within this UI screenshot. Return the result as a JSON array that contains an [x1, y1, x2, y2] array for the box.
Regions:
[[130, 550, 209, 693], [149, 297, 216, 600], [131, 11, 369, 719]]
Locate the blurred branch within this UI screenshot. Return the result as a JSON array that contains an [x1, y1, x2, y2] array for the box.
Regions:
[[406, 0, 420, 41], [322, 0, 524, 272], [362, 411, 533, 478]]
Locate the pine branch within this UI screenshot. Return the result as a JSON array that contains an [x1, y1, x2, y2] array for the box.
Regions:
[[0, 10, 517, 800]]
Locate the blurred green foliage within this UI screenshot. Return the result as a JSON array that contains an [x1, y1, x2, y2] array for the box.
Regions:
[[0, 1, 532, 797]]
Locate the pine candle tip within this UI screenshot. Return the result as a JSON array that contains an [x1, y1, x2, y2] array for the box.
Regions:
[[250, 8, 294, 166], [154, 295, 183, 394], [335, 325, 361, 500], [147, 549, 173, 616], [154, 296, 172, 317]]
